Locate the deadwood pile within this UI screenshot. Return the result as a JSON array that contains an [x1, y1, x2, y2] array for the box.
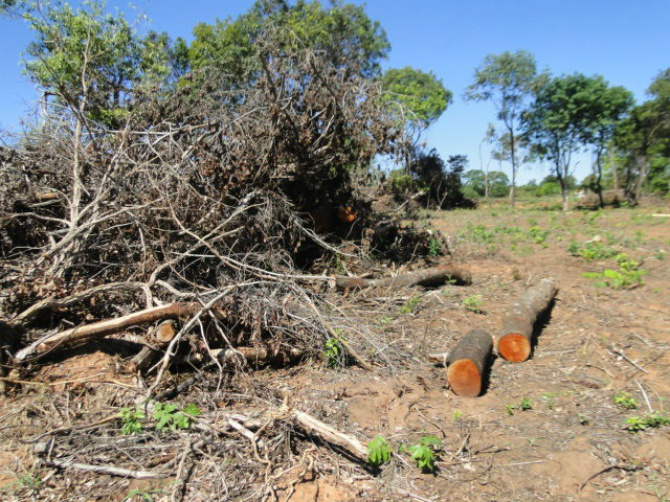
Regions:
[[0, 39, 476, 500]]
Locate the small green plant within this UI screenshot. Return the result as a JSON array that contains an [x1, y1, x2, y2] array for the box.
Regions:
[[427, 237, 441, 257], [582, 253, 647, 289], [569, 241, 618, 261], [624, 412, 670, 433], [452, 409, 463, 421], [400, 295, 421, 314], [153, 402, 201, 432], [463, 294, 484, 313], [613, 391, 638, 410], [120, 406, 146, 435], [528, 226, 549, 244], [506, 397, 533, 415], [408, 435, 441, 472], [16, 474, 41, 490], [324, 336, 343, 368], [519, 397, 533, 411], [367, 435, 392, 467]]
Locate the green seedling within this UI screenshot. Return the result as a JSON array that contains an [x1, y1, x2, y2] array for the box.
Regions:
[[624, 413, 670, 433], [400, 295, 421, 314], [120, 406, 146, 435], [582, 253, 647, 289], [367, 435, 392, 468], [408, 435, 441, 472], [613, 391, 638, 410], [324, 336, 344, 368], [463, 295, 484, 313], [153, 402, 201, 432]]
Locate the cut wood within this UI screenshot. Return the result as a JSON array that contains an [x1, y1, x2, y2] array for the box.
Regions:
[[130, 320, 179, 371], [335, 264, 472, 291], [14, 302, 203, 363], [214, 346, 304, 366], [446, 329, 492, 397], [498, 278, 558, 363]]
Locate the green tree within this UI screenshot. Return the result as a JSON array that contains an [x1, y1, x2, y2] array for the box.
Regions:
[[462, 169, 509, 198], [381, 66, 451, 133], [614, 69, 670, 200], [580, 79, 633, 206], [524, 73, 614, 210], [189, 0, 390, 90], [465, 50, 543, 206]]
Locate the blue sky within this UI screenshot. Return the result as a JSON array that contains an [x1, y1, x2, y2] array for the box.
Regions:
[[1, 0, 668, 184]]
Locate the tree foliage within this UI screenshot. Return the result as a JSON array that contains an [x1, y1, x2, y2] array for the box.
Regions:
[[189, 0, 390, 89], [613, 68, 670, 198], [381, 66, 451, 131], [524, 73, 617, 210]]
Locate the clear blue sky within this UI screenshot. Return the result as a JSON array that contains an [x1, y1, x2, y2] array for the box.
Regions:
[[1, 0, 668, 184]]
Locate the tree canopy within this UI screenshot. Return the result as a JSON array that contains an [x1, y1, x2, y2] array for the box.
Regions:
[[381, 66, 452, 131]]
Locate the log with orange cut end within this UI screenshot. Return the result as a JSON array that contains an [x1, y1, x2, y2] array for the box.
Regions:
[[497, 278, 558, 363], [446, 329, 493, 397]]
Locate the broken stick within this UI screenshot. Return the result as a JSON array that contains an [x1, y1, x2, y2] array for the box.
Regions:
[[497, 278, 558, 363], [446, 329, 492, 397], [335, 264, 472, 291]]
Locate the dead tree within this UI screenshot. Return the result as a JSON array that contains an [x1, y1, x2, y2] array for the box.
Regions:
[[497, 278, 558, 363]]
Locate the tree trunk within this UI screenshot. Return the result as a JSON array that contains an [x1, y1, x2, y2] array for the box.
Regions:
[[335, 265, 472, 291], [446, 329, 492, 397], [610, 148, 619, 191], [498, 278, 558, 363]]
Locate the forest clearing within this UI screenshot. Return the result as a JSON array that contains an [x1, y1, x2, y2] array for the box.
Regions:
[[2, 199, 669, 502], [1, 1, 669, 501]]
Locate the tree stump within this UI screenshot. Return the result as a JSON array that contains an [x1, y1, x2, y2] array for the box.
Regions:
[[446, 329, 492, 397], [498, 278, 558, 363]]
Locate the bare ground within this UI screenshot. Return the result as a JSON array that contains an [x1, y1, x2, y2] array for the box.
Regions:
[[2, 198, 669, 502]]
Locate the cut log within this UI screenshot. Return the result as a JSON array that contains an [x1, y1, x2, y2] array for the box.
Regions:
[[335, 264, 472, 291], [214, 346, 304, 366], [130, 320, 179, 371], [14, 302, 203, 363], [446, 329, 492, 397], [498, 278, 558, 363]]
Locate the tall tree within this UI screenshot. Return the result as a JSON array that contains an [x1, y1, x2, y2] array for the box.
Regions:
[[465, 50, 542, 206], [524, 73, 614, 211], [582, 80, 633, 206], [613, 69, 670, 200]]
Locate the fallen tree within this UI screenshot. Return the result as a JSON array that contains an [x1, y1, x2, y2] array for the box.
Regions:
[[335, 264, 472, 291], [497, 278, 558, 363]]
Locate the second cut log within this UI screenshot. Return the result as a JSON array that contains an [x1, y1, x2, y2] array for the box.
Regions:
[[497, 278, 558, 363], [446, 329, 493, 397]]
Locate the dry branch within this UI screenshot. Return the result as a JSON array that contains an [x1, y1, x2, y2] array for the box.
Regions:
[[42, 458, 169, 479], [10, 281, 148, 329], [497, 278, 558, 363], [335, 264, 472, 291], [446, 329, 492, 397], [14, 302, 203, 363], [292, 409, 368, 462]]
